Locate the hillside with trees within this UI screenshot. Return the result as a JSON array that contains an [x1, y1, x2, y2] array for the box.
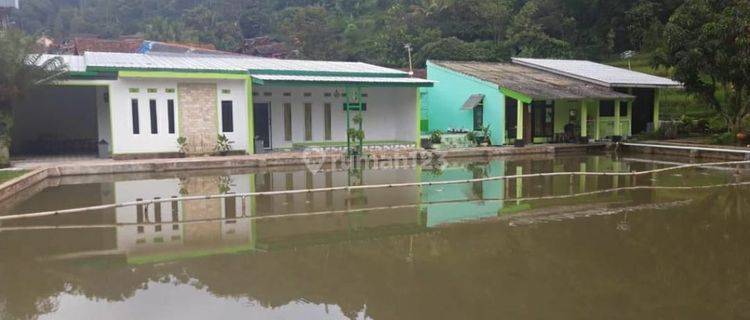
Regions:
[[11, 0, 683, 67]]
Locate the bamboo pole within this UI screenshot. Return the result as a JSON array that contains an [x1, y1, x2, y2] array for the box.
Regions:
[[5, 180, 750, 233], [1, 159, 749, 222]]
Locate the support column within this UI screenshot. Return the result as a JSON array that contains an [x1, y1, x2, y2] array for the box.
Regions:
[[515, 165, 523, 203], [653, 88, 661, 130], [627, 88, 633, 137], [614, 99, 621, 137], [516, 99, 524, 146], [415, 88, 421, 148], [580, 100, 588, 139], [595, 101, 601, 141], [245, 77, 255, 154]]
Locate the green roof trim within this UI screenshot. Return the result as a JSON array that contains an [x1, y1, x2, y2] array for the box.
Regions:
[[89, 66, 249, 75], [247, 69, 407, 78], [127, 242, 255, 265], [500, 87, 533, 104], [251, 77, 434, 88], [118, 70, 250, 80]]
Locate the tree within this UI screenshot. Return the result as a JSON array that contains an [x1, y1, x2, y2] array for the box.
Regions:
[[0, 30, 67, 166], [507, 1, 574, 58], [656, 0, 750, 133], [277, 6, 344, 60]]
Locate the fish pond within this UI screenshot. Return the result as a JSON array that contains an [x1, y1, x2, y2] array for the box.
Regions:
[[1, 153, 749, 319]]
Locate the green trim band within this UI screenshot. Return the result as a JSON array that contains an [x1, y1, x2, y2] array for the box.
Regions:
[[500, 87, 533, 104], [248, 69, 408, 78], [90, 66, 248, 75], [119, 70, 249, 80], [251, 78, 433, 88]]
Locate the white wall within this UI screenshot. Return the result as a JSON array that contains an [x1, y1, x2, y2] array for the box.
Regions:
[[114, 175, 252, 255], [110, 78, 248, 154], [252, 86, 417, 149], [95, 86, 112, 148]]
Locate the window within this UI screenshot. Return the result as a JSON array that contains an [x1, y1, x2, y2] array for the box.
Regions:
[[324, 103, 332, 140], [284, 103, 292, 141], [221, 89, 231, 94], [131, 99, 140, 134], [304, 103, 312, 141], [221, 101, 234, 132], [620, 101, 628, 116], [225, 197, 236, 220], [599, 100, 615, 117], [473, 102, 484, 131], [167, 100, 175, 134], [149, 99, 158, 134], [147, 88, 157, 93]]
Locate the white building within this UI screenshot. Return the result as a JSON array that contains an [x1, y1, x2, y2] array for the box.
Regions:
[[13, 52, 432, 158]]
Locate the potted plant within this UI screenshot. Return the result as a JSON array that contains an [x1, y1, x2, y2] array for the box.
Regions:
[[214, 134, 233, 156], [465, 131, 477, 147], [480, 125, 491, 146], [430, 130, 443, 150], [177, 136, 189, 157]]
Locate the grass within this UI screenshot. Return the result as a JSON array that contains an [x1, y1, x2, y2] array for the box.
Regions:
[[0, 170, 28, 184], [605, 53, 715, 120]]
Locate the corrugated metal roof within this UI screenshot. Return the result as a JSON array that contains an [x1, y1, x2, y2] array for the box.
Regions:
[[84, 52, 406, 76], [38, 54, 87, 72], [251, 74, 434, 86], [430, 60, 633, 100], [512, 58, 683, 88]]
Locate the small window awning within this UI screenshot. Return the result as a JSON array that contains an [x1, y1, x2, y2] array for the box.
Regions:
[[461, 94, 485, 110]]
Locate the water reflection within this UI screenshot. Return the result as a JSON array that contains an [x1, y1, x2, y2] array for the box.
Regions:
[[1, 154, 749, 319]]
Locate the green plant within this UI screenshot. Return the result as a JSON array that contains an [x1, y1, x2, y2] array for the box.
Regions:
[[352, 113, 363, 125], [711, 132, 736, 145], [217, 175, 232, 194], [177, 136, 189, 154], [481, 125, 492, 144], [214, 134, 233, 154], [465, 131, 477, 146], [430, 130, 443, 144]]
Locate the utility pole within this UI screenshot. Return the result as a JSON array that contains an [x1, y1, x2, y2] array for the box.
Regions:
[[404, 43, 414, 77]]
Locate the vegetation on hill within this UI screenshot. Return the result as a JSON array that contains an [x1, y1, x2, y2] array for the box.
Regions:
[[13, 0, 684, 66]]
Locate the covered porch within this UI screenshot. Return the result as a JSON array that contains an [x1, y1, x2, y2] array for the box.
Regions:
[[495, 69, 639, 146], [504, 93, 641, 146], [249, 74, 432, 152]]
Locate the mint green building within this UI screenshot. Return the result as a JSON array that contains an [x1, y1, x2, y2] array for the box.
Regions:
[[424, 59, 682, 146]]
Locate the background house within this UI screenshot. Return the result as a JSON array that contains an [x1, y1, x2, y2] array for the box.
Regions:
[[424, 59, 682, 146]]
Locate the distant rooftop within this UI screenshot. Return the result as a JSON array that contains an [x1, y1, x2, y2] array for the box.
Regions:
[[0, 0, 19, 9], [512, 57, 683, 89]]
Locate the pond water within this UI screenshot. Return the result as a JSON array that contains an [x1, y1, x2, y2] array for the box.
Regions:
[[1, 153, 749, 319]]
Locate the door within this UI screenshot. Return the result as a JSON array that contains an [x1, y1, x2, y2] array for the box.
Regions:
[[631, 88, 655, 134], [505, 97, 518, 144], [253, 103, 271, 150]]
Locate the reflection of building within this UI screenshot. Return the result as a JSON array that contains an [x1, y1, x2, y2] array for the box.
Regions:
[[421, 161, 505, 227], [114, 175, 253, 264], [14, 155, 679, 266]]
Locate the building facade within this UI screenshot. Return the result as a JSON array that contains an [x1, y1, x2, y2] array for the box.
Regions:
[[424, 58, 682, 146], [14, 52, 432, 158]]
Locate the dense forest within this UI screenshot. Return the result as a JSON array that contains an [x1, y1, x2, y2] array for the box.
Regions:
[[11, 0, 685, 67]]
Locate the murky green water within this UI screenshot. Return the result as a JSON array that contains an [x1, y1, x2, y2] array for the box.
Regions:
[[1, 153, 749, 319]]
